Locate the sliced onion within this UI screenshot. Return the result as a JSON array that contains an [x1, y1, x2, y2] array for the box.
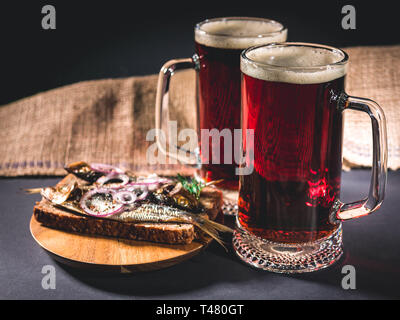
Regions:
[[96, 172, 130, 188], [127, 181, 161, 192], [113, 190, 137, 205], [80, 188, 124, 217], [128, 181, 161, 187], [136, 190, 148, 201], [139, 177, 172, 184], [127, 181, 158, 187], [90, 163, 125, 174], [127, 177, 171, 188], [118, 187, 149, 201]]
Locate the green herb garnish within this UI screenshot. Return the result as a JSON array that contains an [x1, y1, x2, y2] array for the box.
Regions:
[[176, 174, 205, 200]]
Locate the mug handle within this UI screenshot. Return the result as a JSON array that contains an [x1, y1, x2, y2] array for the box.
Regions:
[[155, 54, 200, 165], [333, 93, 388, 220]]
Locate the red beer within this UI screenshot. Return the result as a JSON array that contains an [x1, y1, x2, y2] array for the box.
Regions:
[[194, 18, 287, 189], [233, 43, 387, 273], [239, 44, 346, 243], [195, 43, 242, 188]]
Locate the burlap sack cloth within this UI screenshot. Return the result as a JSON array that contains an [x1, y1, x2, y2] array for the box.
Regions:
[[0, 45, 399, 177]]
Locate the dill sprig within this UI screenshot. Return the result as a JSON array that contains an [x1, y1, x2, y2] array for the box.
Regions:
[[176, 174, 205, 200]]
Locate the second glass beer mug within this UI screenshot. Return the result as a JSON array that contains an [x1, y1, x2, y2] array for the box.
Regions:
[[233, 43, 388, 273], [155, 17, 287, 189]]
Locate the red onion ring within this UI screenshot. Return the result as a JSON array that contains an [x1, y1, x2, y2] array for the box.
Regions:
[[90, 163, 125, 174], [141, 177, 171, 184], [80, 188, 125, 217], [127, 181, 157, 187], [127, 177, 171, 187], [117, 187, 149, 202], [126, 181, 162, 192], [96, 173, 130, 188], [136, 190, 148, 201], [113, 190, 137, 205]]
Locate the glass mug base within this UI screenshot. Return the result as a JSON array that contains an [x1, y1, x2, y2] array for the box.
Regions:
[[232, 222, 343, 273]]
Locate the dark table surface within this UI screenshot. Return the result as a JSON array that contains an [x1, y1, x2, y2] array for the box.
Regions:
[[1, 169, 399, 300]]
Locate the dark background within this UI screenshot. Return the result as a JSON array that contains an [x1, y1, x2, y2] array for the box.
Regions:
[[1, 1, 400, 300], [0, 0, 398, 105]]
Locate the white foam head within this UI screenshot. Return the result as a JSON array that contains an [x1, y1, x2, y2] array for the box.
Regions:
[[241, 43, 348, 84], [195, 17, 287, 50]]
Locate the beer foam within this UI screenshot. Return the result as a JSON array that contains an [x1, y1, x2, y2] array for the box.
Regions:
[[195, 18, 287, 50], [241, 45, 347, 84]]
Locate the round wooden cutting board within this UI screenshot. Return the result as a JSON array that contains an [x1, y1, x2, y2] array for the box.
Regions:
[[30, 215, 212, 273]]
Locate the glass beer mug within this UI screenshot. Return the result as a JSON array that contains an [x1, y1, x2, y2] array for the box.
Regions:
[[233, 43, 388, 273], [155, 17, 287, 190]]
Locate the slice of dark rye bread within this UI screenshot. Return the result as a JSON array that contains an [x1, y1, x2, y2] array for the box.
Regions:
[[33, 175, 224, 245]]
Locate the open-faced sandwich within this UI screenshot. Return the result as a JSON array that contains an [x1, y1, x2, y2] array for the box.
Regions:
[[30, 161, 233, 247]]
